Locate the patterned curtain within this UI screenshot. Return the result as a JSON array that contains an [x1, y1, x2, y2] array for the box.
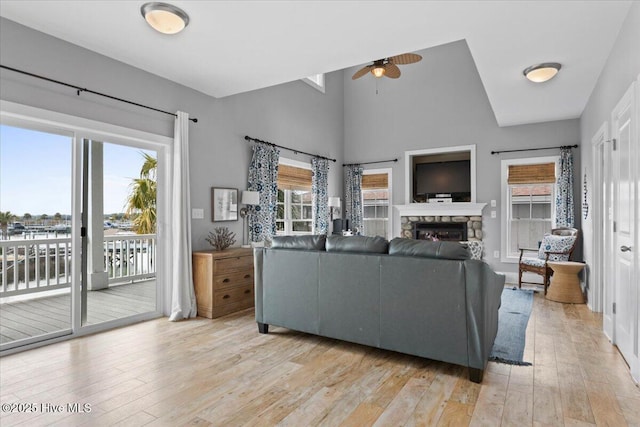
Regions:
[[311, 157, 329, 235], [344, 165, 363, 234], [248, 142, 280, 242], [555, 147, 574, 227]]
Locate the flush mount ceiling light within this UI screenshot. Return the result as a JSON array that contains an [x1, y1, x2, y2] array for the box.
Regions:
[[523, 62, 562, 83], [141, 2, 189, 35]]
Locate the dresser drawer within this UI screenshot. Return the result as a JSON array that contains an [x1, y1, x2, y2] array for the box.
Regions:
[[193, 248, 255, 319], [214, 255, 253, 275], [213, 270, 253, 290], [213, 284, 253, 307]]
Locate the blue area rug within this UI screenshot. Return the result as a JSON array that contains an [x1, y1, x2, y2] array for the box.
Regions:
[[489, 287, 534, 366]]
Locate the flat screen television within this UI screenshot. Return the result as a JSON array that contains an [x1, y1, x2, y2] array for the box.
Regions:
[[414, 160, 471, 197]]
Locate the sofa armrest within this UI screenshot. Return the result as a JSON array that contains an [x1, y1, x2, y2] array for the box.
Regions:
[[463, 260, 505, 371], [253, 248, 265, 323]]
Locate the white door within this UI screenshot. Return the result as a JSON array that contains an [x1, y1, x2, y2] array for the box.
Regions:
[[611, 82, 637, 367]]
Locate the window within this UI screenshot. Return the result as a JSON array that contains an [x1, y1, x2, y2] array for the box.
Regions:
[[361, 169, 392, 239], [501, 157, 558, 262], [276, 161, 313, 235], [302, 74, 325, 93]]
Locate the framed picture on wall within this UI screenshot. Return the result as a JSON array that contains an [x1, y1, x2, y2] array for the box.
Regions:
[[212, 187, 238, 221]]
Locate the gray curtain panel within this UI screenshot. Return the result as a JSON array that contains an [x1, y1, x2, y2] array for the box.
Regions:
[[344, 164, 363, 234], [555, 147, 574, 227], [311, 157, 329, 235], [248, 142, 280, 242]]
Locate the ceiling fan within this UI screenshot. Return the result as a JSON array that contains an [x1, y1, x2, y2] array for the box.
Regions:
[[351, 53, 422, 80]]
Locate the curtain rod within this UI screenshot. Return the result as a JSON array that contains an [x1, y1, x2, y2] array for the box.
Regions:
[[0, 64, 198, 123], [491, 144, 578, 155], [243, 135, 336, 162], [343, 158, 398, 167]]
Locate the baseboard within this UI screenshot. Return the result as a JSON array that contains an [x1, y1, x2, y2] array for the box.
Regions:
[[497, 271, 518, 285], [497, 271, 547, 287]]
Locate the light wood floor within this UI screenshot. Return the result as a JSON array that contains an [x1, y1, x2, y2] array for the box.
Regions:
[[0, 280, 156, 345], [0, 289, 638, 426]]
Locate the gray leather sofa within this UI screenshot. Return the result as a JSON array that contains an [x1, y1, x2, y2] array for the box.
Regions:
[[253, 235, 505, 382]]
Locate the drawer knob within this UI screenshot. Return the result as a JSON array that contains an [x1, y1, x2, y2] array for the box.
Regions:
[[223, 294, 230, 299], [244, 274, 251, 279], [223, 278, 230, 283], [244, 289, 251, 294]]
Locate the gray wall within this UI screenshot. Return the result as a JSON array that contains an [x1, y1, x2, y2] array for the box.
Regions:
[[0, 18, 344, 251], [344, 40, 580, 274], [579, 3, 640, 306]]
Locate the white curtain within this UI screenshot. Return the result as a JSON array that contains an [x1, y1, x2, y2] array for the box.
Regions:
[[169, 111, 197, 321]]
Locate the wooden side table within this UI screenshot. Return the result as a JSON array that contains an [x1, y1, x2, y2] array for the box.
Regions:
[[192, 247, 254, 318], [546, 261, 585, 304]]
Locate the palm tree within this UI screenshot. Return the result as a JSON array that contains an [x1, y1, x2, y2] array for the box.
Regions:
[[40, 214, 49, 226], [23, 213, 32, 225], [0, 211, 15, 240], [54, 212, 62, 224], [126, 152, 157, 234]]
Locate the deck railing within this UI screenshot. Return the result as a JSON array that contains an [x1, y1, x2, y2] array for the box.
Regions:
[[0, 234, 156, 297], [104, 234, 156, 285]]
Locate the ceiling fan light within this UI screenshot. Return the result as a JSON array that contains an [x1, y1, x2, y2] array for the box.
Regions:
[[141, 2, 189, 35], [371, 66, 386, 78], [523, 62, 561, 83]]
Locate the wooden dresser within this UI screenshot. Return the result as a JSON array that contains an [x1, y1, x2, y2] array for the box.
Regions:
[[192, 247, 254, 319]]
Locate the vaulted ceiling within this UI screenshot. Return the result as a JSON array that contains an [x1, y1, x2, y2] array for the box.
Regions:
[[0, 1, 632, 126]]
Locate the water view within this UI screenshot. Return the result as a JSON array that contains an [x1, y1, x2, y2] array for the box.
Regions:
[[0, 123, 159, 348]]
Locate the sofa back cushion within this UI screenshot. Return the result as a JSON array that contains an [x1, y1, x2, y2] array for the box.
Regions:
[[326, 235, 389, 254], [271, 235, 326, 251], [388, 238, 470, 260]]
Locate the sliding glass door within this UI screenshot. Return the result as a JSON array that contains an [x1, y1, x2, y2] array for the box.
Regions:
[[0, 124, 74, 350], [81, 139, 158, 327], [1, 111, 165, 352]]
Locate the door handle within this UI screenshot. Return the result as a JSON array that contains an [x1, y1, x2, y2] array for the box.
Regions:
[[620, 245, 632, 252]]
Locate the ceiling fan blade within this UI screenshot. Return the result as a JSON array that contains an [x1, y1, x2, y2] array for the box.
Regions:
[[389, 53, 422, 65], [352, 65, 372, 80], [384, 63, 401, 79]]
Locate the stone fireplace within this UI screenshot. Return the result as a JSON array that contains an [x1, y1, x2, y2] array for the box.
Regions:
[[393, 203, 486, 243], [404, 215, 482, 241], [413, 220, 468, 241]]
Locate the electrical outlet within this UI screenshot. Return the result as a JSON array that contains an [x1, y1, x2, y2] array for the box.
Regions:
[[491, 210, 497, 218], [491, 199, 497, 207], [191, 208, 204, 219], [493, 250, 500, 259]]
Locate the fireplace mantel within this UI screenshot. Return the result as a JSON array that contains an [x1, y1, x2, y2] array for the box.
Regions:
[[394, 202, 487, 217]]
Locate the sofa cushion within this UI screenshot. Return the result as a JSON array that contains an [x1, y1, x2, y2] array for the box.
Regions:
[[271, 235, 326, 251], [326, 235, 389, 254], [388, 238, 470, 260], [521, 257, 546, 268]]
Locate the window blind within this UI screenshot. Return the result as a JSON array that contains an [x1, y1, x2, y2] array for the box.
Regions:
[[508, 163, 555, 184], [278, 164, 312, 190], [362, 173, 388, 189]]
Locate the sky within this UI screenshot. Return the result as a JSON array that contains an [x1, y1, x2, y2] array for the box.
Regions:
[[0, 124, 155, 217]]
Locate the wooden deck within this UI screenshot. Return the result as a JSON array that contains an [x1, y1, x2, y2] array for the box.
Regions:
[[0, 288, 639, 426], [0, 280, 156, 344]]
